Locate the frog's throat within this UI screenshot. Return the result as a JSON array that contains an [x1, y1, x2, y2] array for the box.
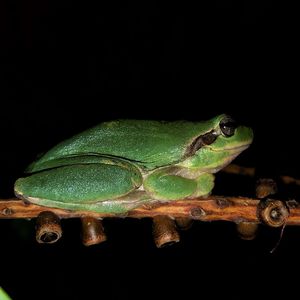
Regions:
[[208, 144, 250, 173]]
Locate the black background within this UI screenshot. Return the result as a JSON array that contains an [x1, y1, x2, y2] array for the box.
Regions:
[[0, 1, 299, 299]]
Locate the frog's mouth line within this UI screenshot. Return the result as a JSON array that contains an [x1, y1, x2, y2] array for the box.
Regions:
[[203, 144, 251, 174], [211, 143, 251, 153]]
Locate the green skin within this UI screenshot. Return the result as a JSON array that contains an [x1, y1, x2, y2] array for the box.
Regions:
[[14, 114, 253, 213]]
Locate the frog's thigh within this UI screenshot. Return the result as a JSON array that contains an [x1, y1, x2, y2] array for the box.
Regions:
[[144, 171, 197, 200], [15, 163, 142, 203]]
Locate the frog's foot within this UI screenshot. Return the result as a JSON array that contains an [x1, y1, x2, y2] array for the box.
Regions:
[[141, 200, 167, 210]]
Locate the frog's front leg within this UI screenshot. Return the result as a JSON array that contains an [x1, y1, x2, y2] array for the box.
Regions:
[[193, 173, 215, 197], [143, 169, 215, 200]]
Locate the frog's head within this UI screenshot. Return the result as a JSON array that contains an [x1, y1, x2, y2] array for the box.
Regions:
[[182, 114, 253, 173]]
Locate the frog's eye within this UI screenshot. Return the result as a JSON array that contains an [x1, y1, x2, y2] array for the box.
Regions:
[[220, 116, 237, 137]]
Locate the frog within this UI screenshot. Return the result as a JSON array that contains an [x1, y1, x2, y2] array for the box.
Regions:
[[14, 114, 253, 213]]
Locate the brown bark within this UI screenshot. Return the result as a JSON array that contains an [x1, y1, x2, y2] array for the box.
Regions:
[[81, 217, 107, 246], [222, 164, 256, 177], [35, 211, 62, 244], [281, 175, 300, 186], [1, 196, 299, 226], [236, 222, 259, 240], [152, 216, 180, 248]]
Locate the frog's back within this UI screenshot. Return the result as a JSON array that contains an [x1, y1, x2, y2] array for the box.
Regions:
[[27, 119, 212, 172]]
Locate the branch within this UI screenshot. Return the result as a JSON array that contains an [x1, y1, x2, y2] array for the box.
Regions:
[[0, 196, 299, 225], [1, 165, 298, 247], [222, 164, 256, 177], [2, 171, 300, 247], [1, 195, 299, 247], [281, 175, 300, 186], [223, 164, 300, 187]]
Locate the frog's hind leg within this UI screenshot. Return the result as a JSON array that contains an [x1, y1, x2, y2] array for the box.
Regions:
[[14, 157, 143, 213]]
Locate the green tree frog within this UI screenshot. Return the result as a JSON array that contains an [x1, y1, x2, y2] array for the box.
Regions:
[[14, 115, 253, 213]]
